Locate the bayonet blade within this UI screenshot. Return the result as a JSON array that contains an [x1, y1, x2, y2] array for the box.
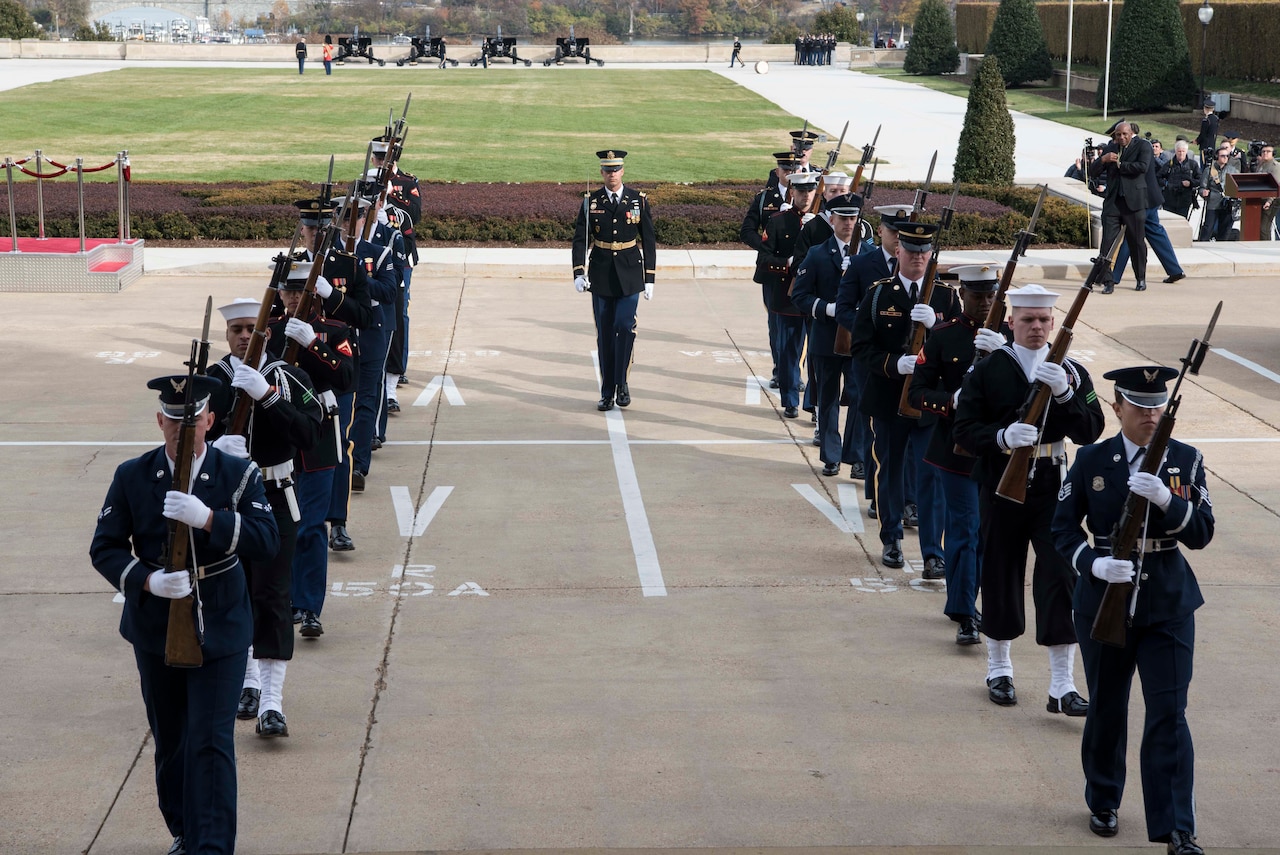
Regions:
[[200, 296, 212, 345], [325, 154, 334, 187], [1190, 300, 1224, 375], [922, 150, 937, 194], [1025, 184, 1048, 235], [870, 123, 881, 148]]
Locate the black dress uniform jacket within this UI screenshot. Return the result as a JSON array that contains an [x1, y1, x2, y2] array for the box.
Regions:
[[1053, 436, 1211, 625], [207, 355, 323, 471], [908, 314, 987, 474], [953, 347, 1106, 488], [849, 275, 959, 422], [739, 184, 785, 253], [754, 208, 805, 314], [834, 246, 892, 333], [315, 247, 374, 332], [572, 186, 657, 297], [791, 235, 851, 356], [267, 313, 356, 471]]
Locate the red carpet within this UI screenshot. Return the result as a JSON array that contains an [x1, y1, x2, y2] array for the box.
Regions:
[[6, 237, 139, 254]]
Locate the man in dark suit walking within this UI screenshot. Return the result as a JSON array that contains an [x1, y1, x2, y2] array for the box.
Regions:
[[1090, 121, 1152, 293]]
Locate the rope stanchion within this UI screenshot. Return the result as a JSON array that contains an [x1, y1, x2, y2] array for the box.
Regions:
[[76, 157, 86, 253], [3, 149, 137, 249], [35, 150, 45, 240], [5, 157, 16, 253]]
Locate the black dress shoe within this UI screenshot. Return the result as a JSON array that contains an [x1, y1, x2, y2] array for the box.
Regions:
[[1167, 830, 1204, 855], [783, 405, 799, 418], [300, 610, 324, 638], [387, 399, 400, 413], [956, 616, 980, 645], [973, 609, 982, 632], [1135, 280, 1147, 292], [1089, 808, 1118, 837], [769, 377, 779, 389], [810, 411, 816, 424], [371, 438, 383, 451], [903, 502, 919, 528], [850, 461, 866, 480], [616, 384, 631, 407], [867, 500, 877, 520], [236, 687, 260, 720], [882, 540, 904, 568], [922, 556, 946, 580], [597, 397, 614, 411], [1048, 690, 1089, 716], [329, 524, 355, 551], [812, 429, 820, 446], [987, 676, 1017, 706], [168, 836, 187, 855], [1102, 282, 1115, 295], [292, 608, 304, 624], [822, 462, 839, 476], [256, 709, 289, 738], [351, 471, 366, 492], [397, 374, 408, 386], [1164, 272, 1186, 284]]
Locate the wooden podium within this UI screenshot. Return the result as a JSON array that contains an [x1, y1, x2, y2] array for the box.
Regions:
[[1225, 172, 1280, 240]]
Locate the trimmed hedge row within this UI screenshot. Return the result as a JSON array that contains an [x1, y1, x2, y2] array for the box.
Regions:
[[0, 180, 1089, 248], [957, 1, 1280, 83]]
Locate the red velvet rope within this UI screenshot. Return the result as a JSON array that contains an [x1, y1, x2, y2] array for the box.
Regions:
[[10, 156, 120, 178]]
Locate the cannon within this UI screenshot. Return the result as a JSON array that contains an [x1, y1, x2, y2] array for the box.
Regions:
[[395, 26, 458, 67], [470, 26, 531, 66], [336, 28, 385, 66], [544, 27, 604, 66]]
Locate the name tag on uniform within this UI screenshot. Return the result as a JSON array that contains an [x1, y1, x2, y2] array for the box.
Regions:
[[881, 307, 903, 317]]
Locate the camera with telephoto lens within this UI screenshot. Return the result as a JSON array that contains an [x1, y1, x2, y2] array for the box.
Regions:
[[1246, 140, 1267, 172], [1083, 136, 1098, 162]]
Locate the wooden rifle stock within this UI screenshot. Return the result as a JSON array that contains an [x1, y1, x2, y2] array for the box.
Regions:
[[1089, 417, 1173, 646], [164, 338, 204, 668], [897, 185, 958, 417], [228, 264, 288, 436]]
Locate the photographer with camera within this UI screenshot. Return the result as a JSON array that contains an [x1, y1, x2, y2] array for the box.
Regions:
[[1160, 140, 1202, 219], [1255, 143, 1280, 240], [1198, 145, 1240, 241]]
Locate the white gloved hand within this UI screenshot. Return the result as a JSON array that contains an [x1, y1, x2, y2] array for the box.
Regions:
[[896, 354, 918, 375], [910, 303, 936, 329], [146, 568, 193, 599], [1128, 472, 1173, 510], [1092, 556, 1136, 584], [574, 276, 587, 293], [974, 328, 1005, 354], [314, 276, 333, 299], [801, 212, 816, 225], [644, 282, 654, 301], [232, 364, 270, 401], [1001, 421, 1039, 449], [779, 202, 793, 213], [285, 317, 317, 347], [1034, 361, 1070, 396], [163, 490, 212, 529], [211, 433, 248, 459], [952, 389, 962, 408]]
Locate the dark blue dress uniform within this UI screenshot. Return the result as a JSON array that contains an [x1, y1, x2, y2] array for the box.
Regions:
[[90, 397, 278, 854], [754, 192, 813, 411], [1054, 423, 1212, 847], [571, 150, 657, 408], [741, 155, 791, 385]]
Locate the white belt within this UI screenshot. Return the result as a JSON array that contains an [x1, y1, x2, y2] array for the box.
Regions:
[[1003, 440, 1065, 459]]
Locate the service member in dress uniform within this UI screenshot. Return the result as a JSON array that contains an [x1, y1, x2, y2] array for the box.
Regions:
[[571, 149, 657, 411], [1053, 366, 1213, 855], [907, 264, 1008, 643], [90, 374, 279, 855], [791, 193, 864, 477], [742, 151, 800, 389], [207, 298, 323, 738], [836, 204, 914, 502], [266, 262, 356, 640], [753, 167, 820, 418], [371, 135, 422, 394], [850, 221, 958, 571], [953, 284, 1105, 711], [357, 172, 409, 450]]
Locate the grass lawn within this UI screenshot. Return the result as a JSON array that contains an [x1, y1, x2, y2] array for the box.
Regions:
[[0, 67, 809, 184], [858, 67, 1199, 150]]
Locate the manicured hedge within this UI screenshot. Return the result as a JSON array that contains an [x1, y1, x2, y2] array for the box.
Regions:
[[0, 180, 1088, 248]]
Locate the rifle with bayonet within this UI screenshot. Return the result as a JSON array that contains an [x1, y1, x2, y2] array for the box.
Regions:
[[909, 151, 938, 222], [163, 299, 213, 668], [850, 124, 881, 195], [227, 255, 293, 437], [897, 184, 960, 418], [978, 185, 1048, 357], [362, 95, 412, 241], [994, 233, 1123, 503], [1090, 302, 1221, 647], [808, 120, 849, 214], [830, 156, 881, 357]]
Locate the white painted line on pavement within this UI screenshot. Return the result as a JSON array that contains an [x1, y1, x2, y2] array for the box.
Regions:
[[1214, 349, 1280, 385], [793, 483, 864, 534], [413, 375, 466, 406], [594, 350, 666, 598], [390, 485, 454, 537], [747, 374, 773, 405]]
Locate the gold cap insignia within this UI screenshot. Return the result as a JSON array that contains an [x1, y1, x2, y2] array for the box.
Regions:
[[607, 151, 615, 159], [1143, 369, 1158, 383], [169, 378, 186, 394]]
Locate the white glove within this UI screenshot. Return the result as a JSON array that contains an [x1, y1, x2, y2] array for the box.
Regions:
[[232, 364, 270, 401], [1001, 421, 1039, 449], [910, 303, 936, 329], [163, 490, 212, 529], [801, 212, 816, 225], [146, 568, 193, 599], [779, 202, 793, 213], [285, 317, 317, 347], [1128, 472, 1173, 510], [1034, 361, 1070, 396], [211, 433, 248, 459], [1092, 556, 1136, 584], [574, 276, 587, 293], [644, 282, 653, 301], [896, 354, 918, 375], [951, 389, 961, 408], [314, 275, 333, 299], [824, 301, 836, 317], [974, 328, 1005, 354]]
